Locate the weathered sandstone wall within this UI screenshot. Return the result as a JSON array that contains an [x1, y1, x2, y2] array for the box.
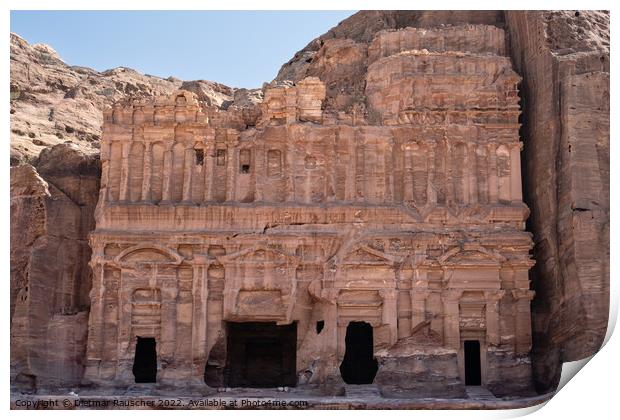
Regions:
[[10, 144, 100, 389], [504, 10, 609, 392]]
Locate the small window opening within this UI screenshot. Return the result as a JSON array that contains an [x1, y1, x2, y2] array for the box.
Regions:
[[195, 149, 204, 166], [316, 321, 324, 334], [240, 149, 251, 174], [216, 149, 226, 166]]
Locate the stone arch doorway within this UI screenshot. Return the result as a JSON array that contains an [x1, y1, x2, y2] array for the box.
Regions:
[[132, 337, 157, 383], [339, 321, 378, 384]]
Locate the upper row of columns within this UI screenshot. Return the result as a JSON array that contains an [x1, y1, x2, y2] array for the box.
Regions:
[[105, 138, 523, 206]]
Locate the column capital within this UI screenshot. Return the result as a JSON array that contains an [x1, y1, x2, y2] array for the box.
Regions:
[[511, 289, 535, 301], [379, 288, 398, 299], [484, 290, 506, 302], [442, 289, 463, 302]]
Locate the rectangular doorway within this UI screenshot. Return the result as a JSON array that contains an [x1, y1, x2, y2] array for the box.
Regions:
[[132, 337, 157, 383], [464, 340, 482, 386], [224, 322, 297, 388]]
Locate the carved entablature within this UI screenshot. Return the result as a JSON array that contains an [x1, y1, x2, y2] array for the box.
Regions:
[[217, 245, 301, 324], [439, 245, 505, 290]]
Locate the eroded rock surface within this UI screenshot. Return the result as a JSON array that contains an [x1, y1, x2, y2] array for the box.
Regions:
[[504, 10, 609, 392], [9, 33, 261, 165], [10, 144, 100, 389]]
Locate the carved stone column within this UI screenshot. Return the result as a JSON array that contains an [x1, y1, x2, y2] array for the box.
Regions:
[[200, 142, 213, 203], [225, 148, 236, 202], [468, 143, 478, 205], [160, 277, 179, 361], [384, 140, 394, 203], [411, 250, 429, 331], [461, 143, 471, 205], [445, 142, 454, 206], [487, 142, 498, 204], [411, 288, 430, 331], [161, 145, 173, 203], [84, 259, 106, 381], [115, 280, 133, 383], [484, 290, 505, 346], [510, 143, 523, 202], [426, 142, 437, 205], [141, 142, 152, 202], [442, 289, 462, 350], [344, 131, 356, 201], [403, 145, 414, 202], [380, 288, 398, 345], [101, 142, 112, 204], [119, 141, 132, 202], [182, 146, 194, 203], [512, 289, 535, 354], [355, 141, 365, 203], [191, 260, 209, 373]]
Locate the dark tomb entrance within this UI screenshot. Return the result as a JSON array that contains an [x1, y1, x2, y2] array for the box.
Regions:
[[132, 337, 157, 383], [464, 340, 482, 386], [339, 321, 378, 384], [224, 322, 297, 388]]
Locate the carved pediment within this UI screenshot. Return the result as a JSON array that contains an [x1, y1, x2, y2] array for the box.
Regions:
[[218, 245, 299, 265], [438, 245, 505, 267], [114, 243, 183, 266], [342, 245, 403, 265]]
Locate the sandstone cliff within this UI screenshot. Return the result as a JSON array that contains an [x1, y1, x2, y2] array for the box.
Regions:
[[10, 33, 262, 166], [504, 10, 609, 392], [9, 11, 609, 394], [11, 144, 100, 390]]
